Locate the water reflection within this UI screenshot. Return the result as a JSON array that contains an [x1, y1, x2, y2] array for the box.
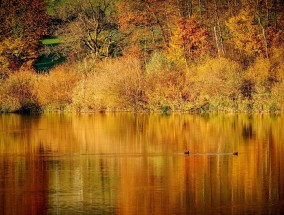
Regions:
[[0, 113, 284, 214]]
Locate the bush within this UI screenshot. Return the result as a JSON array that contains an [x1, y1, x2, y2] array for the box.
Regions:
[[36, 65, 79, 111], [1, 53, 284, 113], [144, 52, 187, 112], [188, 57, 242, 112], [0, 65, 79, 112], [72, 57, 145, 111], [270, 81, 284, 112], [0, 70, 40, 112]]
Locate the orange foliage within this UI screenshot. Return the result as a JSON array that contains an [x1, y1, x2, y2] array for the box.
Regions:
[[168, 18, 212, 62], [72, 56, 145, 112], [33, 65, 79, 111], [117, 0, 177, 58], [0, 70, 39, 112], [0, 65, 78, 112]]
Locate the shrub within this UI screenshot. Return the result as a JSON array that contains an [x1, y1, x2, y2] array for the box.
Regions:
[[245, 58, 271, 93], [72, 57, 145, 111], [1, 52, 284, 113], [0, 65, 79, 112], [0, 70, 40, 112], [189, 57, 242, 112], [270, 81, 284, 112], [144, 53, 187, 112], [39, 65, 79, 111]]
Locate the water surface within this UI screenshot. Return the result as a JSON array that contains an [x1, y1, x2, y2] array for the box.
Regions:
[[0, 113, 284, 214]]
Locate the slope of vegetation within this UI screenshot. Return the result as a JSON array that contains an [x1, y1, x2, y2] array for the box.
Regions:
[[1, 0, 284, 113]]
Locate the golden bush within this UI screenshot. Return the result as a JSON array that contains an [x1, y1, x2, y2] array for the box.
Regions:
[[34, 65, 79, 111], [144, 53, 188, 112], [0, 70, 39, 112], [72, 57, 144, 111], [189, 58, 242, 111], [1, 53, 284, 113]]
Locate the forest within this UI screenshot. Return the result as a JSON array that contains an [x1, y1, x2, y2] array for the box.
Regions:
[[1, 0, 284, 113]]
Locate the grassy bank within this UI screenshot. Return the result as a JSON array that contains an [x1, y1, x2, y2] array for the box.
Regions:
[[1, 53, 284, 114]]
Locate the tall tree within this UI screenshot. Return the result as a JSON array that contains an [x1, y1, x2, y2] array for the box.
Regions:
[[50, 0, 122, 60], [167, 17, 212, 64], [226, 9, 267, 59], [117, 0, 178, 58]]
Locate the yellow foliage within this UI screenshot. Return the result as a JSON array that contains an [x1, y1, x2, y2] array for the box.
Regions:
[[0, 38, 26, 71], [245, 55, 284, 112], [226, 9, 264, 57], [0, 70, 39, 112], [145, 58, 186, 111], [193, 57, 242, 100], [245, 58, 270, 92], [270, 81, 284, 111], [1, 53, 284, 113], [0, 65, 79, 112], [269, 46, 284, 82], [166, 27, 187, 66], [36, 65, 79, 110], [72, 57, 144, 111]]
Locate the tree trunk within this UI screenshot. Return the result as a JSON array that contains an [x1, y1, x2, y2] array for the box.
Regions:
[[145, 2, 168, 47], [214, 26, 220, 58], [258, 17, 269, 59], [256, 0, 269, 59], [273, 0, 278, 29], [214, 0, 225, 57]]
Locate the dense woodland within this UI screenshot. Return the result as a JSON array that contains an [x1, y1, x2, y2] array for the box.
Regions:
[[1, 0, 284, 113]]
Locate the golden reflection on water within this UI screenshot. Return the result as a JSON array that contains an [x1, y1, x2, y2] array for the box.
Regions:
[[0, 113, 284, 214]]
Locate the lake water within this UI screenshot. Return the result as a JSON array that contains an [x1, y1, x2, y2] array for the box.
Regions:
[[0, 113, 284, 214]]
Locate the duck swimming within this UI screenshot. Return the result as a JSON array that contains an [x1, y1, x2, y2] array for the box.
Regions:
[[184, 151, 238, 155]]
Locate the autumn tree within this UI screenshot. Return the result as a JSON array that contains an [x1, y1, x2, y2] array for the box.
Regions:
[[117, 0, 178, 58], [167, 17, 211, 64], [0, 0, 50, 72], [226, 9, 268, 60], [49, 0, 122, 61]]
